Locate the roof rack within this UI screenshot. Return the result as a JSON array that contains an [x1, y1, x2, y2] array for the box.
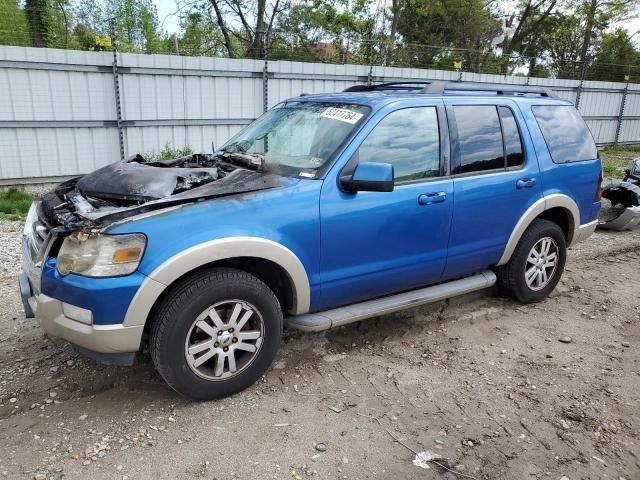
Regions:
[[343, 80, 554, 97], [343, 82, 431, 92]]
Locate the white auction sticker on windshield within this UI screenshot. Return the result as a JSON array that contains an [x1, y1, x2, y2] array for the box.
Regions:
[[320, 107, 363, 124]]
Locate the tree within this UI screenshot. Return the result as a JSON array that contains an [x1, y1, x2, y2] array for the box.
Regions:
[[395, 0, 502, 69], [589, 29, 640, 81], [208, 0, 289, 58], [179, 9, 225, 56], [494, 0, 559, 73], [25, 0, 49, 47], [77, 0, 168, 53], [272, 0, 375, 62], [0, 0, 32, 46]]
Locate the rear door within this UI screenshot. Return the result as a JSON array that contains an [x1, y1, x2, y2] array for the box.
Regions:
[[443, 100, 543, 278]]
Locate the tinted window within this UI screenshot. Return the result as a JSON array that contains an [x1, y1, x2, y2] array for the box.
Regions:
[[357, 107, 440, 182], [532, 105, 597, 163], [451, 106, 504, 174], [499, 106, 524, 168]]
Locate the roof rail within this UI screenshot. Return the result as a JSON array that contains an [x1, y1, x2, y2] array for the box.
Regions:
[[343, 80, 554, 97], [422, 81, 554, 97], [343, 82, 432, 92]]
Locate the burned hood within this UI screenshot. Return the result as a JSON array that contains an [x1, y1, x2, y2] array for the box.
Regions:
[[76, 155, 223, 202], [41, 154, 288, 231]]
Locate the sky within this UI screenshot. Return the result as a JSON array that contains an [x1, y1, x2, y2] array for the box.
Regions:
[[156, 0, 182, 33], [154, 0, 640, 44]]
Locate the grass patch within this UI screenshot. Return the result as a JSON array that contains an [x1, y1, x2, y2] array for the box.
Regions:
[[600, 145, 639, 180], [144, 144, 193, 162], [0, 188, 33, 220]]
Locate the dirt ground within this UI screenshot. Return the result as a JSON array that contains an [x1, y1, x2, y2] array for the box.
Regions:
[[0, 221, 638, 480]]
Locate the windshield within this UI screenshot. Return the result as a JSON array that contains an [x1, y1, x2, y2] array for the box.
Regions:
[[219, 101, 369, 177]]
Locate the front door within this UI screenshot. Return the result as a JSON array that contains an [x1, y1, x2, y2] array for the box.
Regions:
[[318, 104, 453, 310]]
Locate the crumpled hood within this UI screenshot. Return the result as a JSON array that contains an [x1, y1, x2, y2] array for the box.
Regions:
[[41, 154, 289, 231], [76, 155, 223, 202]]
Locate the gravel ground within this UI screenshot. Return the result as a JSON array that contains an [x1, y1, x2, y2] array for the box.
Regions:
[[0, 220, 639, 480]]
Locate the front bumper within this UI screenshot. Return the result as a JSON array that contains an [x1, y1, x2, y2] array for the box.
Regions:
[[20, 202, 143, 361], [34, 293, 143, 353], [20, 270, 143, 354]]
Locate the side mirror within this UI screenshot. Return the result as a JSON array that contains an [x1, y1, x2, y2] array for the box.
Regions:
[[340, 162, 394, 193]]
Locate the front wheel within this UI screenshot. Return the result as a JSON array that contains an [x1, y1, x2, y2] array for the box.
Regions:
[[496, 219, 567, 303], [150, 268, 283, 400]]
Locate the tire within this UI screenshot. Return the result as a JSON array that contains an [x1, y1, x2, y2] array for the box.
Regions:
[[150, 267, 283, 400], [495, 218, 567, 303]]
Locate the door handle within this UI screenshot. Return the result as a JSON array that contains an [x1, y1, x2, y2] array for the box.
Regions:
[[418, 192, 447, 205], [516, 177, 537, 189]]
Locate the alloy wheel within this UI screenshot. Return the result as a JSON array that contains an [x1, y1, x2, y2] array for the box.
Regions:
[[184, 300, 264, 380], [524, 236, 559, 291]]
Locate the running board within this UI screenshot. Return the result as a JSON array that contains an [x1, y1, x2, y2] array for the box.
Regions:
[[286, 270, 497, 332]]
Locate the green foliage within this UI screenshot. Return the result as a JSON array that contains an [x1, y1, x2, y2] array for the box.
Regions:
[[589, 29, 640, 82], [144, 144, 194, 162], [179, 10, 224, 57], [600, 146, 640, 179], [271, 0, 376, 62], [395, 0, 501, 68], [103, 0, 168, 53], [0, 0, 639, 83], [0, 0, 31, 46], [0, 188, 33, 220]]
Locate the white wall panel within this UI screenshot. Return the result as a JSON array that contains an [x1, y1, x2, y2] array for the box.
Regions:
[[1, 45, 639, 181]]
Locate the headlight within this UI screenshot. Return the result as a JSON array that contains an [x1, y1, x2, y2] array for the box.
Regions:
[[57, 233, 146, 277], [23, 202, 38, 236], [630, 157, 640, 176]]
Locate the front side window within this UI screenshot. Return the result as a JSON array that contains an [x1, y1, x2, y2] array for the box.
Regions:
[[220, 102, 369, 176], [356, 107, 441, 183], [532, 105, 597, 163]]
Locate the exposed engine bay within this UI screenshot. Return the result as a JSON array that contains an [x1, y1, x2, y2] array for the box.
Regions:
[[599, 157, 640, 231], [40, 153, 282, 231]]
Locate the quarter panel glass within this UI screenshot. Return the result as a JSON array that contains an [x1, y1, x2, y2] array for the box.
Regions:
[[532, 105, 597, 163]]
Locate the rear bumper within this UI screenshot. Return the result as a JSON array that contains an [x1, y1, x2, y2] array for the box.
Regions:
[[571, 219, 599, 245], [598, 206, 640, 231]]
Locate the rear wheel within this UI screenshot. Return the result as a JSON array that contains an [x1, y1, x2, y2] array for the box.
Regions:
[[496, 219, 567, 303], [150, 268, 283, 400]]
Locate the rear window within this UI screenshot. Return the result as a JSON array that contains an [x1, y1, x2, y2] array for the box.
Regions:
[[532, 105, 597, 163]]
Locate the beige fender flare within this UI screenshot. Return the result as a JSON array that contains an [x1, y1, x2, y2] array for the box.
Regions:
[[496, 194, 581, 266], [123, 237, 311, 327]]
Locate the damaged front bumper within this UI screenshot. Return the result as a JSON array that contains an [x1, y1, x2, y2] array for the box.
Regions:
[[20, 202, 143, 365], [32, 293, 142, 364]]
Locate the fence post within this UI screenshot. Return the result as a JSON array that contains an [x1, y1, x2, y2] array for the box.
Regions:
[[367, 40, 374, 85], [575, 61, 586, 110], [109, 19, 125, 161], [262, 39, 269, 114], [614, 79, 630, 146]]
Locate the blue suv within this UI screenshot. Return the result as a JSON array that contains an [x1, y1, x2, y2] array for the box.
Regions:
[[20, 81, 602, 399]]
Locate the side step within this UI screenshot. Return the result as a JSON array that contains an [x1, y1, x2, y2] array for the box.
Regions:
[[286, 270, 497, 332]]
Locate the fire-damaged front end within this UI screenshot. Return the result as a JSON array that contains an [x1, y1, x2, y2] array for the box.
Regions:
[[599, 157, 640, 231], [19, 153, 283, 364], [42, 153, 280, 231]]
